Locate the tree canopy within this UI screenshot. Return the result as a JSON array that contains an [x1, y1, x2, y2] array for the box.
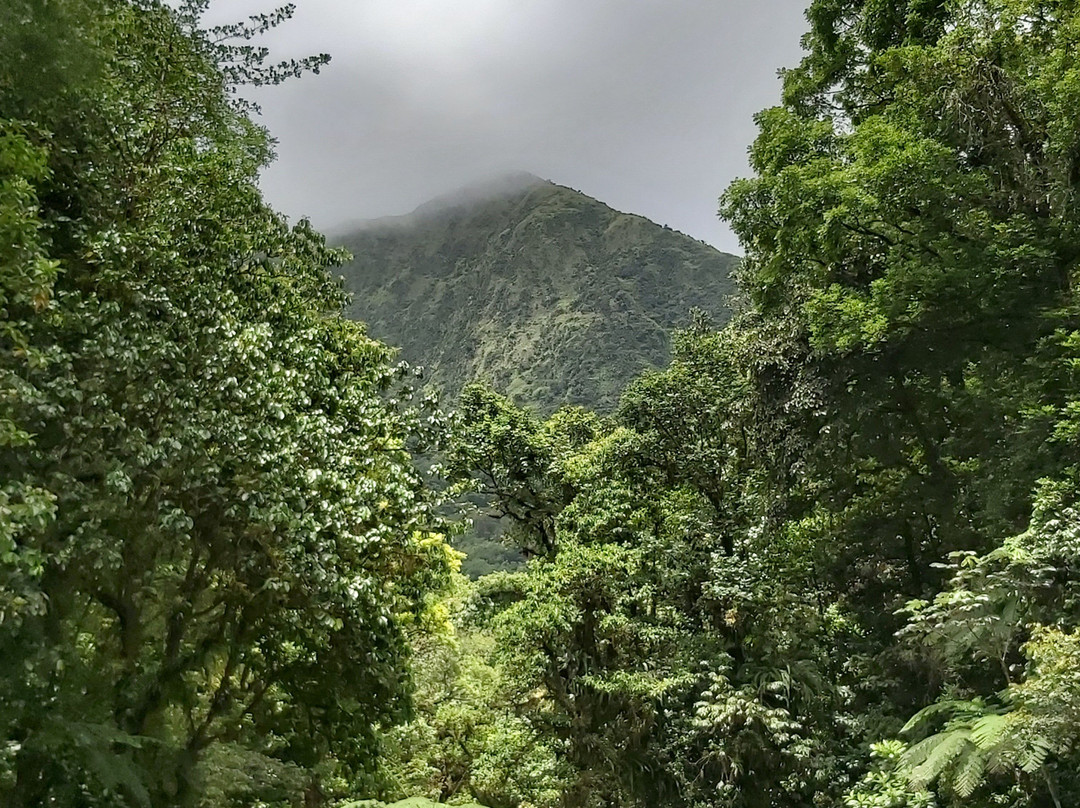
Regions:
[[1, 2, 455, 805], [5, 0, 1080, 807], [428, 1, 1080, 806]]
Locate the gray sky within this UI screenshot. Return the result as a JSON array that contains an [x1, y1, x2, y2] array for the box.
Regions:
[[223, 0, 810, 255]]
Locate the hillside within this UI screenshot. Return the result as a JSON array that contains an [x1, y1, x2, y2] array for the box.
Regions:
[[333, 173, 739, 413]]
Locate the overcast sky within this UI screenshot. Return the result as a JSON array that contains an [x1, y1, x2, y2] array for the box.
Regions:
[[220, 1, 810, 255]]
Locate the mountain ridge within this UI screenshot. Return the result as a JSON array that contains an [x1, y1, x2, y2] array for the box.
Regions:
[[334, 174, 739, 413]]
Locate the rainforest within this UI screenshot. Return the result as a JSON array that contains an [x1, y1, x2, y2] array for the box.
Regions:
[[2, 1, 1080, 807]]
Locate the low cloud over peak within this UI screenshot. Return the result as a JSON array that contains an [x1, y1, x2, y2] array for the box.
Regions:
[[218, 0, 809, 254]]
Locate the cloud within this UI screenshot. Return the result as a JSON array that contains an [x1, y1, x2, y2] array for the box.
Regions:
[[214, 0, 809, 254]]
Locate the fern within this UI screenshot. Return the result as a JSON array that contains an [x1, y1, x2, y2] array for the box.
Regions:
[[899, 698, 1060, 800], [951, 748, 988, 798], [901, 700, 985, 735], [969, 713, 1008, 750], [905, 730, 970, 789], [1018, 737, 1052, 774]]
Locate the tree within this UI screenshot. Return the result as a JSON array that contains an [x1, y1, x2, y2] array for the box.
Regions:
[[372, 575, 568, 808], [0, 2, 455, 805], [851, 475, 1080, 806], [722, 0, 1080, 622], [452, 365, 855, 808], [718, 0, 1080, 804]]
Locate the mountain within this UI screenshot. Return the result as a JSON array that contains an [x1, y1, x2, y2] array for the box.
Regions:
[[333, 173, 739, 414]]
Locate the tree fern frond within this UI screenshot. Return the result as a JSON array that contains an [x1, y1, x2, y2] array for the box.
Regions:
[[906, 730, 971, 789], [1019, 737, 1053, 773], [903, 735, 939, 770], [970, 713, 1009, 750], [951, 748, 988, 798], [901, 700, 983, 735]]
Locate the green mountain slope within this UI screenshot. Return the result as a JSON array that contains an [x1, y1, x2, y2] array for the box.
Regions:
[[334, 173, 739, 414]]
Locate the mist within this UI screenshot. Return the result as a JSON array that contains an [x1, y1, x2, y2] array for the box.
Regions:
[[213, 0, 809, 254]]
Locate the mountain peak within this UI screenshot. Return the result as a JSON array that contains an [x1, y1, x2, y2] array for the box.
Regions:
[[334, 173, 550, 234], [336, 182, 739, 413], [410, 172, 550, 217]]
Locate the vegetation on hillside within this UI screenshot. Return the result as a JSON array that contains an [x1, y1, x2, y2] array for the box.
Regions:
[[4, 0, 1080, 807], [376, 0, 1080, 806], [335, 177, 739, 577], [335, 176, 739, 414]]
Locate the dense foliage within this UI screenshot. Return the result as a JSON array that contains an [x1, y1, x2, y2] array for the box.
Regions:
[[5, 0, 1080, 807], [404, 1, 1080, 807], [0, 2, 455, 805]]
